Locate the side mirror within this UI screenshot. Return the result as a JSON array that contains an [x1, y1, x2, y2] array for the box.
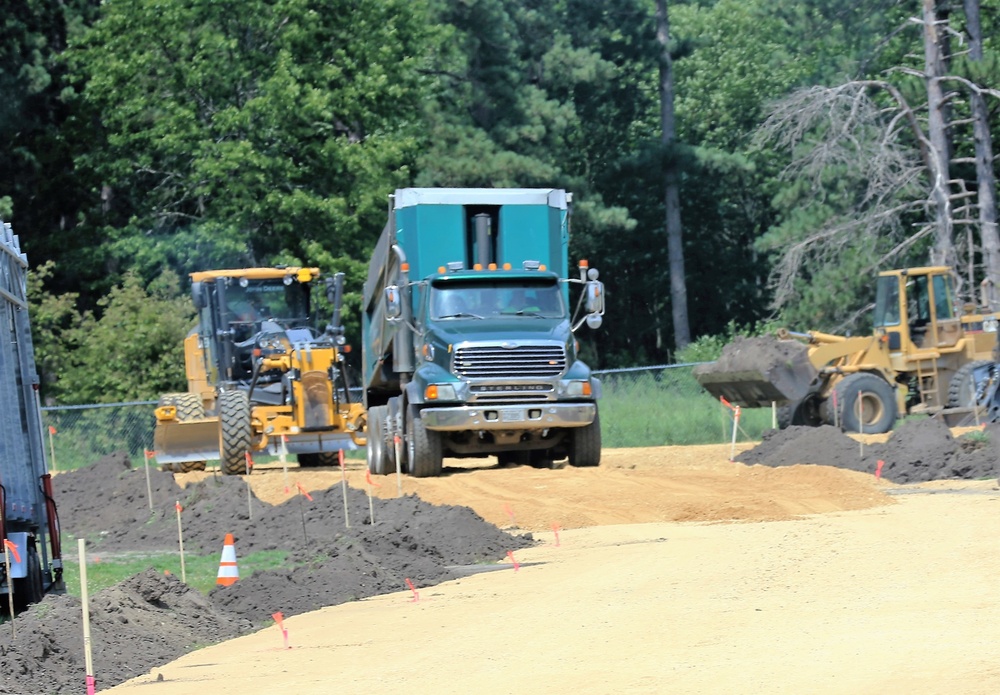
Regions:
[[384, 286, 402, 320], [584, 281, 604, 315], [191, 281, 206, 310]]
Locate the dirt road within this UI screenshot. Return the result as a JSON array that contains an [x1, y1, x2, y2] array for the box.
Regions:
[[106, 445, 1000, 694]]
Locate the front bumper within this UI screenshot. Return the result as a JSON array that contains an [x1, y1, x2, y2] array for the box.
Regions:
[[420, 402, 596, 431]]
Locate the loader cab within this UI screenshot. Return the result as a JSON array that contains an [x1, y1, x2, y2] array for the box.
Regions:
[[873, 268, 960, 351]]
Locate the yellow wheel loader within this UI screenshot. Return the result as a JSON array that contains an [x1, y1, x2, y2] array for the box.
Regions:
[[694, 266, 1000, 433], [154, 267, 365, 474]]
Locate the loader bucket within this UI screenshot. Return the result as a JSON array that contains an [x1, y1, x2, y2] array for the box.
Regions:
[[693, 336, 818, 408], [153, 417, 221, 464]]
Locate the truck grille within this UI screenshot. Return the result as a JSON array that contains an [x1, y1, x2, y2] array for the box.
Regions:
[[454, 345, 567, 378]]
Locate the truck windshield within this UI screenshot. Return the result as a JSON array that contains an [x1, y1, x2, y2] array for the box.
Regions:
[[430, 279, 566, 319], [226, 279, 310, 325], [873, 275, 901, 327]]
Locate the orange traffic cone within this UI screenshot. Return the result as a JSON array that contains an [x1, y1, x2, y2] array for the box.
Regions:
[[216, 533, 239, 586]]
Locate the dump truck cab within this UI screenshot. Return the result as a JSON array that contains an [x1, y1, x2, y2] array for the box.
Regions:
[[363, 188, 606, 477]]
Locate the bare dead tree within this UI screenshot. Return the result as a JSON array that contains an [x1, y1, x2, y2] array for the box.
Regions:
[[962, 0, 1000, 309], [754, 83, 931, 309], [655, 0, 690, 351]]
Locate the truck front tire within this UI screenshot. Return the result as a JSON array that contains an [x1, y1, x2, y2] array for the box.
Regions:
[[407, 405, 443, 478], [569, 410, 602, 467], [219, 390, 252, 475], [158, 393, 208, 472], [829, 373, 896, 434], [366, 406, 392, 475]]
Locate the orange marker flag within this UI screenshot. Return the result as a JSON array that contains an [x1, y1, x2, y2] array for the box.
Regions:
[[506, 550, 520, 572], [296, 482, 313, 501], [272, 611, 289, 648], [720, 396, 736, 411], [3, 540, 21, 564], [365, 470, 381, 488], [48, 425, 57, 435]]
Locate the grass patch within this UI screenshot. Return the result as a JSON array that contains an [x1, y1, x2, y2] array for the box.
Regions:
[[62, 548, 287, 596], [599, 368, 775, 447]]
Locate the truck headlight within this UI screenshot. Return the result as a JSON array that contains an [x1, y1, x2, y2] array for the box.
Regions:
[[425, 383, 457, 401], [565, 380, 592, 397]]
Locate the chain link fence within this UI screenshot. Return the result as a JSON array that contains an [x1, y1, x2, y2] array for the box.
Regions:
[[39, 365, 771, 470], [40, 401, 158, 472]]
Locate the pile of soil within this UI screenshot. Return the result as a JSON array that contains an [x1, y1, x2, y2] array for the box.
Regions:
[[738, 418, 1000, 483], [1, 453, 531, 694]]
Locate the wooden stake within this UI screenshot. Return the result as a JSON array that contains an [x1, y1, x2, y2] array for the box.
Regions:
[[141, 452, 153, 512], [175, 502, 186, 584], [339, 450, 350, 529], [79, 538, 96, 694], [394, 436, 403, 497], [47, 426, 57, 473], [857, 394, 864, 458]]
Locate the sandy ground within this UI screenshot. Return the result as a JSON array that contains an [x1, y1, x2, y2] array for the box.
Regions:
[[106, 445, 1000, 694]]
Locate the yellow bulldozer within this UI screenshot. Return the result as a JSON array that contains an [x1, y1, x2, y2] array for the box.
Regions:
[[694, 266, 1000, 433], [154, 267, 366, 474]]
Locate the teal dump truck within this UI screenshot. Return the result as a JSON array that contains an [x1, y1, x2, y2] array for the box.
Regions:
[[0, 220, 64, 613], [362, 188, 606, 477]]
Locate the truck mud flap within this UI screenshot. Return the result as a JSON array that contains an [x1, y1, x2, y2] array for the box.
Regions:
[[153, 417, 221, 464]]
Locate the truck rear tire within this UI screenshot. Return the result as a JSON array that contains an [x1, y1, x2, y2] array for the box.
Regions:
[[407, 405, 443, 478], [569, 410, 602, 467], [366, 406, 392, 475], [157, 393, 208, 472], [219, 390, 252, 475], [830, 373, 896, 434], [298, 452, 338, 467], [947, 360, 992, 407], [13, 546, 44, 612]]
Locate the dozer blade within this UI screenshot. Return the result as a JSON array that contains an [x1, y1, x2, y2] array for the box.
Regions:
[[153, 417, 221, 464], [693, 336, 818, 408]]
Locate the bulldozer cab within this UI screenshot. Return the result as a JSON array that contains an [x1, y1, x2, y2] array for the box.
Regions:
[[873, 268, 960, 352], [192, 269, 316, 386]]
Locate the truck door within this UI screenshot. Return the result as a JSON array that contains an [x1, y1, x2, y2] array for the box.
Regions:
[[930, 272, 960, 348]]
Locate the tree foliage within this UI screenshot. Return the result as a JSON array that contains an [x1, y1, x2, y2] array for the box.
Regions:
[[10, 0, 1000, 401]]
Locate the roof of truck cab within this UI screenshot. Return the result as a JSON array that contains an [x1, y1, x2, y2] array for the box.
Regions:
[[428, 269, 562, 282], [190, 267, 320, 282], [877, 266, 951, 277], [394, 188, 568, 209]]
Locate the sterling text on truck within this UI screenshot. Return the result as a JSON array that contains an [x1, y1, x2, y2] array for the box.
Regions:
[[362, 188, 606, 477]]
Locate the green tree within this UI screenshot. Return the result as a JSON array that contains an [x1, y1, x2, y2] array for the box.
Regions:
[[55, 271, 195, 404], [68, 0, 433, 282]]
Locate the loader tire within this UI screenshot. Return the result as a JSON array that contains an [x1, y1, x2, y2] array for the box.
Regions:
[[366, 406, 392, 475], [947, 360, 992, 407], [830, 373, 896, 434], [777, 398, 822, 429], [407, 405, 442, 478], [298, 452, 338, 467], [157, 393, 207, 472], [219, 390, 252, 475], [13, 546, 44, 612], [568, 410, 602, 467]]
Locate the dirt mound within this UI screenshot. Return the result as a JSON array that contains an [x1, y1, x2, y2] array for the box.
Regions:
[[0, 569, 250, 694], [3, 454, 533, 694], [737, 418, 1000, 483]]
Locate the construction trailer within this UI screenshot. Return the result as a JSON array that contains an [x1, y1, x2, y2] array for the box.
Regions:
[[0, 220, 64, 612]]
